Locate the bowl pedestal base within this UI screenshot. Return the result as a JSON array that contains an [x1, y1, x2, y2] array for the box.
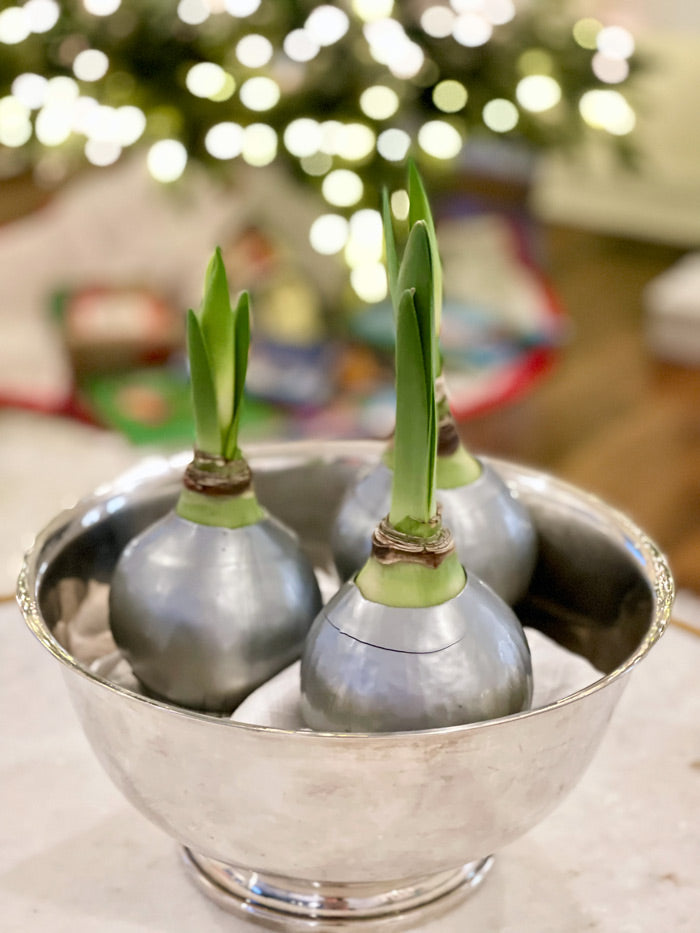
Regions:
[[182, 848, 494, 929]]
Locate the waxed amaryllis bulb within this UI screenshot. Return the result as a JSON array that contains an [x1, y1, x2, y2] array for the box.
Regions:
[[301, 217, 532, 733], [109, 249, 322, 713]]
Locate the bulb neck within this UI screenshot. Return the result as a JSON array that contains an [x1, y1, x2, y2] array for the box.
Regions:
[[176, 450, 265, 529]]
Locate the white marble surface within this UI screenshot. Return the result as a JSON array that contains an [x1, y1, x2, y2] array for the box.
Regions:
[[2, 597, 699, 932]]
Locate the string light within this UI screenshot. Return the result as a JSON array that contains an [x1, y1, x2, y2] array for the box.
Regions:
[[0, 0, 641, 282]]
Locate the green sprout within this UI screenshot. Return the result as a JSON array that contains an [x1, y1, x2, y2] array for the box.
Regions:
[[176, 247, 264, 529]]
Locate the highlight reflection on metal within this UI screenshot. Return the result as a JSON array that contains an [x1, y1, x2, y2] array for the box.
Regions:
[[301, 577, 532, 732], [17, 440, 674, 930], [331, 461, 537, 604], [109, 512, 322, 713]]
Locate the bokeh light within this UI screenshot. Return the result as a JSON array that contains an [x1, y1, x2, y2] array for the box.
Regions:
[[85, 138, 121, 166], [322, 169, 363, 206], [225, 0, 260, 16], [483, 98, 518, 132], [360, 85, 399, 121], [597, 26, 634, 61], [353, 0, 393, 22], [147, 139, 188, 182], [418, 120, 463, 159], [0, 96, 32, 147], [241, 122, 277, 165], [453, 13, 492, 48], [433, 80, 468, 113], [186, 62, 229, 99], [351, 263, 387, 303], [390, 188, 409, 220], [592, 53, 629, 85], [73, 49, 109, 82], [283, 29, 319, 62], [205, 121, 244, 159], [579, 89, 635, 135], [516, 75, 562, 112], [284, 117, 322, 157], [421, 5, 455, 38], [0, 7, 31, 44], [177, 0, 209, 26], [25, 0, 60, 33], [309, 213, 349, 254], [239, 76, 280, 111], [236, 34, 274, 68], [483, 0, 515, 26], [305, 5, 349, 46], [377, 128, 411, 162], [345, 208, 383, 267], [336, 123, 375, 161], [84, 0, 122, 15], [11, 73, 48, 110], [35, 105, 73, 146], [573, 18, 602, 50]]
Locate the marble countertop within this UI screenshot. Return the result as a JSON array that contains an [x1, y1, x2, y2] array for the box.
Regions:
[[2, 596, 699, 932]]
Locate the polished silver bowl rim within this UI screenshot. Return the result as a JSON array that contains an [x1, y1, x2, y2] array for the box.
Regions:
[[16, 438, 674, 740]]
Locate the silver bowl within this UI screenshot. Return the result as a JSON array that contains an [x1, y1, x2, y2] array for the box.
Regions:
[[17, 440, 674, 931]]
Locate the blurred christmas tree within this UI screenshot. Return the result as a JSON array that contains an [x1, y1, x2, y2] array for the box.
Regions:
[[0, 1, 640, 300]]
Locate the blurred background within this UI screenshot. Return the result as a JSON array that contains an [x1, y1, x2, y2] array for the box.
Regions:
[[0, 0, 699, 615]]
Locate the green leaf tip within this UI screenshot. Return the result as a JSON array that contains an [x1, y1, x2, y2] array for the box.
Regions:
[[188, 247, 251, 459], [407, 160, 443, 340], [389, 223, 438, 532]]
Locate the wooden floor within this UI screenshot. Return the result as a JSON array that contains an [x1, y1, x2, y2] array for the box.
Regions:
[[462, 225, 700, 593]]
